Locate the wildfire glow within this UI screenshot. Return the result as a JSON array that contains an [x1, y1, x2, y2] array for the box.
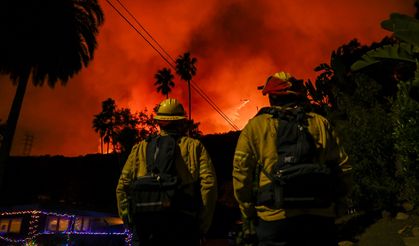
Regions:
[[0, 0, 414, 156]]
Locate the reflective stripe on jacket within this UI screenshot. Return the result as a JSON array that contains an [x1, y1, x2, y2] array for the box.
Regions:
[[233, 106, 350, 221], [116, 132, 217, 234]]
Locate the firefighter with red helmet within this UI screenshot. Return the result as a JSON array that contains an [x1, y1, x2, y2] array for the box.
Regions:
[[233, 72, 351, 246]]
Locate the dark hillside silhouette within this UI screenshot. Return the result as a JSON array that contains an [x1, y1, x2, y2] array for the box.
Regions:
[[201, 131, 240, 182], [2, 154, 121, 214], [201, 131, 242, 238]]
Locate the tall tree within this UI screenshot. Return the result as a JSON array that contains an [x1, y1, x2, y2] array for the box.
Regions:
[[175, 52, 197, 121], [92, 113, 106, 154], [0, 0, 104, 189], [114, 108, 140, 154], [93, 99, 159, 156], [93, 98, 118, 154], [97, 98, 118, 154], [154, 67, 175, 98]]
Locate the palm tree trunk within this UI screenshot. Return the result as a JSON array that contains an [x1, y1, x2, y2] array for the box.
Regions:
[[188, 80, 191, 121], [0, 71, 30, 192], [100, 136, 104, 154]]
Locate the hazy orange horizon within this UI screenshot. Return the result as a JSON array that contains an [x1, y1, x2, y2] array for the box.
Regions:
[[0, 0, 414, 156]]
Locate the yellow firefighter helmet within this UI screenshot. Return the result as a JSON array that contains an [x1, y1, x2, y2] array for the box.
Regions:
[[154, 98, 187, 121]]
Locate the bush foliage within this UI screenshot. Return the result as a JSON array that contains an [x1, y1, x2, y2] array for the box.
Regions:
[[391, 81, 419, 205], [307, 36, 419, 212]]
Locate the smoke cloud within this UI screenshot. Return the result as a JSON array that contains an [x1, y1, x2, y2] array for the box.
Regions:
[[0, 0, 414, 156]]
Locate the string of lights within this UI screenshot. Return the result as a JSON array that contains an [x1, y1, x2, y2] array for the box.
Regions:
[[0, 210, 132, 245], [105, 0, 240, 131], [28, 212, 40, 237], [0, 231, 131, 245]]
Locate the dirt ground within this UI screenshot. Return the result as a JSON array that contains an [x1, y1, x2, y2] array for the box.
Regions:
[[203, 209, 419, 246], [338, 209, 419, 246]]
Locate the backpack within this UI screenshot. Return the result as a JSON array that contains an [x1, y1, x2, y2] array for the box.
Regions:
[[128, 135, 180, 214], [256, 107, 336, 208]]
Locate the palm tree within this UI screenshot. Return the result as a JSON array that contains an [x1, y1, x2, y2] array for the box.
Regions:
[[154, 67, 175, 98], [93, 113, 106, 154], [175, 52, 197, 120], [99, 98, 117, 154], [0, 120, 5, 147], [0, 0, 104, 189]]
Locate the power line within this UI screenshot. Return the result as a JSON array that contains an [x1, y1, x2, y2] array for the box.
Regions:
[[106, 0, 240, 131], [114, 0, 176, 64], [189, 81, 239, 129], [105, 0, 173, 66], [111, 0, 237, 127], [111, 0, 239, 130]]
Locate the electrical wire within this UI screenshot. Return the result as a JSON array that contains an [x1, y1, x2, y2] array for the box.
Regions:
[[110, 0, 239, 130], [105, 0, 173, 67], [106, 0, 240, 130], [114, 0, 176, 64], [112, 0, 236, 128]]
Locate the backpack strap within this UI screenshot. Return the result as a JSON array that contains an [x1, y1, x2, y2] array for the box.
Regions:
[[257, 161, 286, 208], [130, 135, 160, 181], [145, 135, 178, 179], [255, 103, 297, 117], [131, 144, 142, 181], [146, 135, 160, 175], [261, 107, 315, 167]]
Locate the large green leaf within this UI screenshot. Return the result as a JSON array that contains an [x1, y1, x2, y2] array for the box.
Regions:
[[414, 62, 419, 87], [351, 43, 416, 71], [381, 13, 419, 47]]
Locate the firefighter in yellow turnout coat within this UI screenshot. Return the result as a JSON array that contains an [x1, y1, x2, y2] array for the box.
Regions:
[[233, 72, 351, 246], [116, 98, 217, 246]]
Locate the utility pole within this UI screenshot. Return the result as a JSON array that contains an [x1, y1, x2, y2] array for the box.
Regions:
[[22, 133, 34, 156]]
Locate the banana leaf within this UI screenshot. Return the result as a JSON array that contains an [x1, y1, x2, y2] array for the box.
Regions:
[[351, 43, 416, 71], [381, 13, 419, 47]]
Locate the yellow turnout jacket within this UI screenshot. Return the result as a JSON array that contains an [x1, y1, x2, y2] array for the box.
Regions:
[[116, 131, 217, 234], [233, 106, 351, 221]]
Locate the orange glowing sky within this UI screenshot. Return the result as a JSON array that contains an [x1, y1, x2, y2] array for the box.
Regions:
[[0, 0, 414, 156]]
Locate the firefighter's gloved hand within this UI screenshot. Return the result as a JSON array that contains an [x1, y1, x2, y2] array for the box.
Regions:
[[242, 219, 258, 245], [199, 234, 207, 245], [121, 211, 132, 229]]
